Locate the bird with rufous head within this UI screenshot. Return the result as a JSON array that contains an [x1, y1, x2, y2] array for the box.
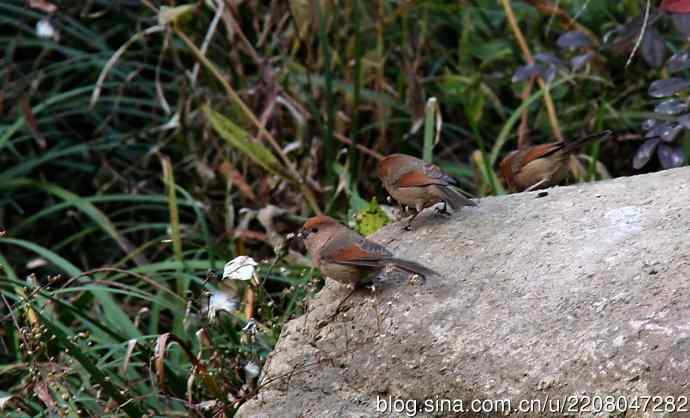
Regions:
[[378, 154, 477, 230], [500, 130, 614, 193], [298, 215, 436, 286]]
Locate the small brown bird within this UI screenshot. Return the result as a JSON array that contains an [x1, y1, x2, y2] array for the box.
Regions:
[[378, 154, 477, 230], [298, 215, 436, 286], [500, 130, 613, 193]]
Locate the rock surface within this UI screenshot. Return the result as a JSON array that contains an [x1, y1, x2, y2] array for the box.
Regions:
[[238, 168, 690, 418]]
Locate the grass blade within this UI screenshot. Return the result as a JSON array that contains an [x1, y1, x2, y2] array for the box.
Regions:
[[0, 237, 140, 339]]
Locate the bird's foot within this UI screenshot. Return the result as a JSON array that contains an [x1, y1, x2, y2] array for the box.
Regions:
[[408, 273, 425, 287], [434, 204, 451, 217]]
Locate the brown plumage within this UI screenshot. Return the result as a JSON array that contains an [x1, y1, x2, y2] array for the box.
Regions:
[[500, 130, 613, 193], [378, 154, 476, 229], [299, 215, 436, 285]]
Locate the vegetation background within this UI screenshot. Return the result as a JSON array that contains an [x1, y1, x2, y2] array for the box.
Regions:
[[1, 0, 689, 416]]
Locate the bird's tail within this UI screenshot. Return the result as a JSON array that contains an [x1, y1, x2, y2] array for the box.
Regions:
[[386, 258, 438, 278], [561, 130, 614, 154], [435, 185, 478, 210]]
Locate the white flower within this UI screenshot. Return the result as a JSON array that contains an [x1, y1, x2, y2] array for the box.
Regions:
[[36, 18, 58, 41], [208, 290, 239, 322], [241, 319, 257, 334], [244, 361, 260, 379], [223, 256, 258, 281]]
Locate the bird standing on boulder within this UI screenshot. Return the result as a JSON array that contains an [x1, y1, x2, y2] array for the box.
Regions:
[[298, 215, 436, 286], [377, 154, 477, 230], [500, 130, 614, 193]]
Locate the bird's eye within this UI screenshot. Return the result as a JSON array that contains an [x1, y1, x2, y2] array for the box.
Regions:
[[312, 228, 318, 233]]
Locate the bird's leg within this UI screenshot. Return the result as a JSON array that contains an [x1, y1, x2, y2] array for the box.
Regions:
[[388, 196, 406, 221], [525, 165, 562, 193], [434, 201, 451, 217], [397, 204, 407, 221], [524, 177, 549, 193], [403, 209, 422, 231]]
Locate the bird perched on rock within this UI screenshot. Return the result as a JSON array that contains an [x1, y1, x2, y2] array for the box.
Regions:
[[377, 154, 477, 230], [298, 215, 436, 286], [500, 130, 614, 193]]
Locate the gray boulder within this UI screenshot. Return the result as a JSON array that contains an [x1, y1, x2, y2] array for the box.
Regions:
[[238, 167, 690, 417]]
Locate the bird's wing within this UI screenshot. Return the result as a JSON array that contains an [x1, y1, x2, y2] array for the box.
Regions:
[[395, 164, 456, 188], [423, 163, 459, 186], [320, 235, 392, 267], [520, 143, 564, 164]]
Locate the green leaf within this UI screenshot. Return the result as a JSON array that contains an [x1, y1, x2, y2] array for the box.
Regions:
[[30, 306, 144, 417], [423, 97, 440, 163], [0, 85, 96, 152], [472, 40, 512, 67], [158, 4, 195, 26], [463, 88, 486, 127], [354, 198, 390, 236], [204, 106, 295, 182], [0, 179, 147, 266]]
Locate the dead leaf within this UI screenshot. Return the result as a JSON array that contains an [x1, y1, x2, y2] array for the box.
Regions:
[[20, 95, 47, 149], [34, 380, 57, 413], [27, 0, 57, 13], [121, 339, 137, 374], [153, 333, 170, 390]]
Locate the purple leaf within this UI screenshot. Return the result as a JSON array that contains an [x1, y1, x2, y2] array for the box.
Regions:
[[654, 99, 688, 115], [645, 122, 673, 138], [645, 122, 682, 142], [641, 118, 658, 131], [676, 113, 690, 129], [633, 137, 661, 169], [543, 66, 557, 83], [604, 12, 663, 51], [512, 64, 540, 83], [641, 28, 666, 68], [534, 53, 564, 67], [648, 78, 690, 98], [671, 13, 690, 38], [557, 31, 593, 49], [667, 50, 690, 73], [662, 123, 683, 142], [657, 144, 686, 169], [570, 52, 594, 72]]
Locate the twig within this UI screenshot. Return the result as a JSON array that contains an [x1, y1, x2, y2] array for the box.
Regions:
[[523, 0, 599, 45], [334, 133, 384, 160], [625, 0, 651, 69], [190, 0, 224, 87], [91, 25, 164, 107], [518, 78, 535, 148], [500, 0, 563, 140]]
